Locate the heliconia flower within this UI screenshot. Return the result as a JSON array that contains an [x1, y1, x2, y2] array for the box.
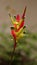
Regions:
[[9, 7, 27, 49]]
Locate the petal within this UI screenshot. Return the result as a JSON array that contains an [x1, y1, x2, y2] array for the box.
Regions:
[[22, 6, 27, 19], [16, 27, 24, 36], [17, 20, 24, 31], [16, 14, 20, 22], [11, 30, 16, 39]]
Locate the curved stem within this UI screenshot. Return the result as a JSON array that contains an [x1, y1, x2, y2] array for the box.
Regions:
[[9, 39, 17, 65]]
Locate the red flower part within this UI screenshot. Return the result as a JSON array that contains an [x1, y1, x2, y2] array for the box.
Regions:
[[11, 29, 17, 51], [16, 20, 24, 32], [18, 21, 24, 31], [14, 24, 17, 28], [22, 6, 27, 19], [11, 30, 16, 39], [16, 14, 20, 22], [19, 20, 24, 29], [16, 7, 27, 32]]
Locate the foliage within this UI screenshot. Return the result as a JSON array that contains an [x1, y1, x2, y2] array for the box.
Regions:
[[0, 23, 37, 65]]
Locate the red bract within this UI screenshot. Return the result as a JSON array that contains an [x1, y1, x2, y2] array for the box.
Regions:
[[16, 21, 24, 32], [15, 7, 27, 32], [22, 6, 27, 19], [16, 14, 20, 22], [11, 30, 16, 39]]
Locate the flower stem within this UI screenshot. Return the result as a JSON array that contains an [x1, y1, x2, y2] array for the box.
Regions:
[[9, 39, 17, 65]]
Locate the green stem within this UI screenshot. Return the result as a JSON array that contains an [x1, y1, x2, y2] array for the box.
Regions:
[[9, 39, 17, 65]]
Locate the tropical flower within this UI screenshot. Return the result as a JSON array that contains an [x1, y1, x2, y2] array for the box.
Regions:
[[9, 7, 27, 49]]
